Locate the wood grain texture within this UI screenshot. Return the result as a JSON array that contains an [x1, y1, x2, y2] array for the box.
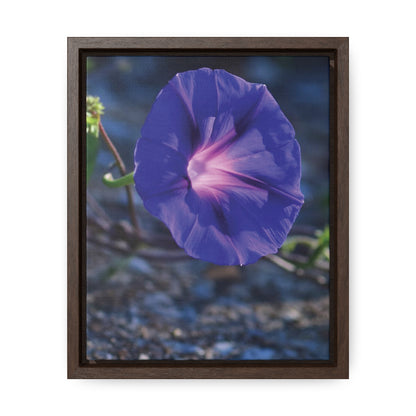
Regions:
[[67, 38, 80, 378], [67, 37, 349, 379], [68, 37, 347, 50], [336, 38, 349, 379]]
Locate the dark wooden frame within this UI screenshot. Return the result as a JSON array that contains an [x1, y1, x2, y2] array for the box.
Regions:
[[68, 37, 349, 379]]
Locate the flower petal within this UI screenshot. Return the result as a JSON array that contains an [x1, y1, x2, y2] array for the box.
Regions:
[[185, 184, 302, 265], [221, 191, 303, 264], [134, 68, 304, 265], [222, 128, 304, 200], [140, 80, 195, 157], [168, 68, 218, 151], [143, 186, 197, 248], [181, 192, 241, 265], [134, 137, 188, 201]]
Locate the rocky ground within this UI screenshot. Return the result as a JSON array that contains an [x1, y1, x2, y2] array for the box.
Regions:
[[86, 243, 329, 361]]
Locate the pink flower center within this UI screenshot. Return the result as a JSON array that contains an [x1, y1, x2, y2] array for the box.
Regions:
[[187, 158, 208, 182], [187, 148, 234, 195]]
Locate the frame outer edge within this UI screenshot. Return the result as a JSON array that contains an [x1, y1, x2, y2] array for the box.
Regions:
[[67, 37, 349, 379], [336, 38, 349, 378], [66, 37, 348, 50], [67, 38, 81, 379]]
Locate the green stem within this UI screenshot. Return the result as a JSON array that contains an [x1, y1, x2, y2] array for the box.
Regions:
[[98, 121, 140, 235], [102, 171, 135, 188]]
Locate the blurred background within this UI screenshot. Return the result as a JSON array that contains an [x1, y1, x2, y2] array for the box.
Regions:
[[86, 55, 330, 360]]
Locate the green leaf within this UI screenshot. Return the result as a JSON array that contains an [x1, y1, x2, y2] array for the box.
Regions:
[[305, 225, 330, 268], [102, 171, 135, 188], [85, 96, 105, 182], [281, 237, 298, 253], [87, 127, 99, 182]]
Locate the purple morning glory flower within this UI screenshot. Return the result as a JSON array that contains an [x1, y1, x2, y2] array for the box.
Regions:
[[134, 68, 304, 266]]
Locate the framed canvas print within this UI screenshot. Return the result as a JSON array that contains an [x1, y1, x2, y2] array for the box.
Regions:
[[67, 37, 348, 378]]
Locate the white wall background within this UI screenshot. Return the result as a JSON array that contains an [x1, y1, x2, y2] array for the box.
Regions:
[[1, 1, 415, 415]]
